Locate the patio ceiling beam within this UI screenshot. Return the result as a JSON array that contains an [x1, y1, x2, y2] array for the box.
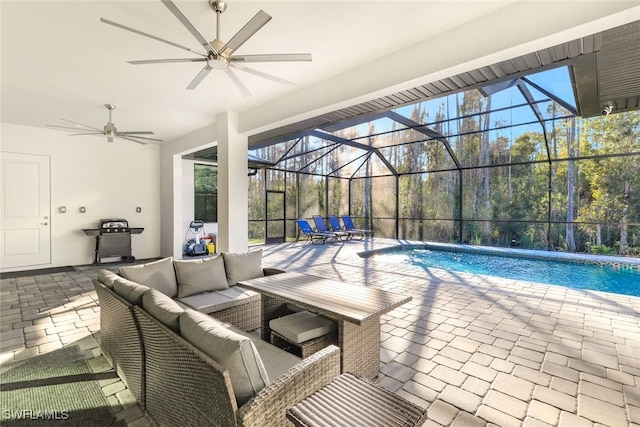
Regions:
[[327, 151, 371, 177], [516, 80, 551, 160], [276, 136, 304, 164], [521, 76, 578, 116], [308, 130, 399, 177], [280, 141, 340, 163], [384, 111, 462, 170], [298, 142, 342, 173]]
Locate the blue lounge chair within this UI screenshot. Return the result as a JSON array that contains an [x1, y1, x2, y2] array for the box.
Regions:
[[341, 215, 373, 237], [296, 219, 336, 244], [327, 215, 360, 240], [312, 215, 350, 240]]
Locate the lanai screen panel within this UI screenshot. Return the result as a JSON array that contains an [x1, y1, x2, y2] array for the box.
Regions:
[[327, 176, 349, 216], [398, 171, 458, 241], [370, 175, 396, 236], [298, 173, 324, 219]]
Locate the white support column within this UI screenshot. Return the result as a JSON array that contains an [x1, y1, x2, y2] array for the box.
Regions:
[[217, 111, 248, 253]]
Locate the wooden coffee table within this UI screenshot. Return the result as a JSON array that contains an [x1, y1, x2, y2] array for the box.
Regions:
[[238, 272, 411, 379]]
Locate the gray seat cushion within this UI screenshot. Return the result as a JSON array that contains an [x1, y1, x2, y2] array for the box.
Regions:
[[221, 321, 302, 383], [270, 311, 336, 344], [177, 287, 260, 315], [179, 309, 269, 406], [251, 335, 302, 380]]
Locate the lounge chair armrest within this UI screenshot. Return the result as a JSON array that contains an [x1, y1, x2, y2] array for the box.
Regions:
[[263, 267, 286, 276], [236, 345, 341, 426]]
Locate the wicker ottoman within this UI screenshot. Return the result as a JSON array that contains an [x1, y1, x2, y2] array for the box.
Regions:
[[286, 373, 428, 427], [269, 311, 337, 358]]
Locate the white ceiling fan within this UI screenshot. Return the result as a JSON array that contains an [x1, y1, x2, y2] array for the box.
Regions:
[[47, 104, 163, 145], [101, 0, 312, 97]]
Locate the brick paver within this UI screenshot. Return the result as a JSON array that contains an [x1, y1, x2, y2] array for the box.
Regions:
[[2, 238, 639, 426]]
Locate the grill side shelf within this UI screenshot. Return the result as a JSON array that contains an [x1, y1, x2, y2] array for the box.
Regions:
[[83, 228, 100, 237]]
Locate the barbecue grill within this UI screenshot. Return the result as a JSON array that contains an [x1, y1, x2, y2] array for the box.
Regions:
[[83, 218, 144, 264]]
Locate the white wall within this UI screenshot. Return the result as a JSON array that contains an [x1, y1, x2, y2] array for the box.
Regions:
[[0, 123, 161, 269], [159, 122, 217, 259]]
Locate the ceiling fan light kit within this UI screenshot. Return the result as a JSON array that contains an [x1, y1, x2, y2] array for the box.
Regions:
[[101, 0, 312, 97]]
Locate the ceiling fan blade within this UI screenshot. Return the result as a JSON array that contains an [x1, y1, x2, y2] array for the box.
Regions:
[[186, 64, 214, 90], [122, 135, 164, 143], [161, 0, 217, 55], [118, 135, 147, 145], [224, 68, 251, 98], [221, 10, 271, 56], [47, 124, 98, 132], [118, 131, 154, 135], [231, 53, 312, 63], [128, 58, 207, 65], [230, 63, 294, 86], [100, 17, 206, 57], [59, 118, 102, 131], [67, 132, 104, 136]]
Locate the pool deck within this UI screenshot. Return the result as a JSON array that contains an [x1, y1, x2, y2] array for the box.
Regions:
[[1, 238, 639, 426]]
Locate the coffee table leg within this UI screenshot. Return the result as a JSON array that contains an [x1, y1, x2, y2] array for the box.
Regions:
[[338, 315, 381, 380]]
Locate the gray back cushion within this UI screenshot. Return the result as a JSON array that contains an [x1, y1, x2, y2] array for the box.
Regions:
[[179, 309, 269, 406], [142, 289, 184, 332], [97, 269, 120, 289], [113, 277, 149, 305], [119, 257, 178, 298], [222, 250, 264, 286], [174, 256, 228, 298]]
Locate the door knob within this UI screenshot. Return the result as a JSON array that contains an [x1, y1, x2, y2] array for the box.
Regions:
[[41, 222, 48, 225]]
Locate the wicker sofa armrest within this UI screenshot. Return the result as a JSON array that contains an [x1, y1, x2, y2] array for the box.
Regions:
[[236, 345, 341, 427], [263, 267, 286, 276]]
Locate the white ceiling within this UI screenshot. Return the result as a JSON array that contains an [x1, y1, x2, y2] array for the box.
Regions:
[[0, 0, 518, 143], [1, 1, 639, 145]]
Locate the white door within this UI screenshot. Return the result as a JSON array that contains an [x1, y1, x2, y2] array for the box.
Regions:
[[1, 152, 51, 269]]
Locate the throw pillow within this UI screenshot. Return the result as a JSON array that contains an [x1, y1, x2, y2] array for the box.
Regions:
[[174, 256, 228, 298], [142, 289, 184, 332], [119, 257, 178, 298], [222, 250, 264, 286], [113, 277, 149, 305], [179, 309, 269, 406]]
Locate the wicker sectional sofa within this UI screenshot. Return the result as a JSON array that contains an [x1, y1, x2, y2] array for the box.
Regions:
[[93, 253, 341, 426]]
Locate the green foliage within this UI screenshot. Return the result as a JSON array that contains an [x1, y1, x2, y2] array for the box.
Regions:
[[587, 244, 617, 255]]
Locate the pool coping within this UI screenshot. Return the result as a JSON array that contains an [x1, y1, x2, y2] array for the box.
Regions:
[[357, 240, 640, 269]]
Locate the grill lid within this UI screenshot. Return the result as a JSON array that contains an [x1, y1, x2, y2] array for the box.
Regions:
[[99, 218, 129, 229]]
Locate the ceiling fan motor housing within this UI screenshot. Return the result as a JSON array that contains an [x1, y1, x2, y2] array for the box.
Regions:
[[209, 0, 227, 13]]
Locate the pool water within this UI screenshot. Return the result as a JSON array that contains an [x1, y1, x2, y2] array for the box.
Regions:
[[377, 248, 640, 297]]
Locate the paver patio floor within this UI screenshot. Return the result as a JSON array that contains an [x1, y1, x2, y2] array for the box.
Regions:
[[1, 238, 639, 426]]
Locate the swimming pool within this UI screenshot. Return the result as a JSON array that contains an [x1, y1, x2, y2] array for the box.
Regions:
[[370, 245, 640, 297]]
